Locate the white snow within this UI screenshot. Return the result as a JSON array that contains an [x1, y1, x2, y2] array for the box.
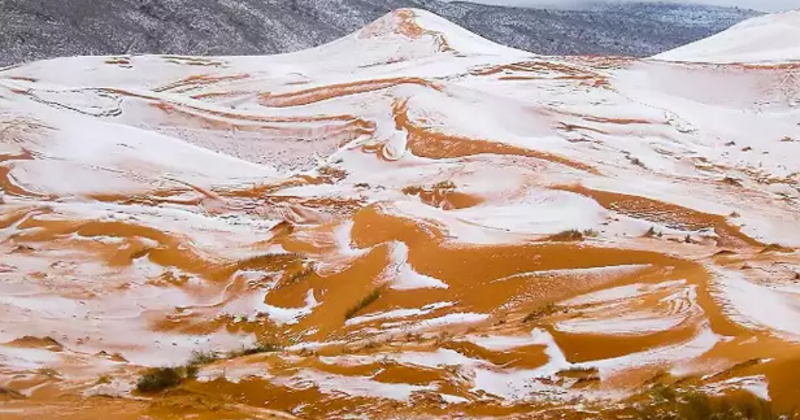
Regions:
[[197, 363, 272, 384], [279, 370, 436, 402], [400, 312, 490, 332], [466, 332, 546, 351], [254, 289, 319, 326], [554, 314, 687, 336], [449, 189, 608, 236], [345, 301, 454, 326], [556, 280, 699, 336], [712, 268, 800, 339], [562, 280, 683, 306], [381, 241, 449, 290], [1, 6, 799, 408], [440, 393, 470, 404], [701, 375, 771, 401], [391, 264, 450, 290], [654, 11, 800, 64]]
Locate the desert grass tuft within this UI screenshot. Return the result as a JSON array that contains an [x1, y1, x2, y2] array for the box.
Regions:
[[635, 384, 793, 420], [135, 367, 186, 393], [345, 288, 382, 320], [548, 229, 584, 242], [227, 341, 281, 358], [522, 303, 565, 323]]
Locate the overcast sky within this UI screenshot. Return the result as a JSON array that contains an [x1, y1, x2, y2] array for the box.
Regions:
[[455, 0, 800, 12]]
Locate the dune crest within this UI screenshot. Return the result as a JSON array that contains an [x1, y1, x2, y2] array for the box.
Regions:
[[1, 9, 800, 420]]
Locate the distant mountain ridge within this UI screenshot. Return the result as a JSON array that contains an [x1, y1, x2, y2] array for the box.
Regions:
[[0, 0, 761, 66]]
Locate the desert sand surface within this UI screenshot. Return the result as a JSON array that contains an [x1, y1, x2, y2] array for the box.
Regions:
[[1, 8, 800, 420]]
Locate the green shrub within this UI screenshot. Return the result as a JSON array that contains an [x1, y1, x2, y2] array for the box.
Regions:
[[184, 364, 199, 379], [135, 367, 184, 393], [345, 289, 382, 320], [135, 347, 231, 393]]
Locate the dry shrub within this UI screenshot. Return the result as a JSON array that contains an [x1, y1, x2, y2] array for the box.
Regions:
[[345, 289, 382, 320]]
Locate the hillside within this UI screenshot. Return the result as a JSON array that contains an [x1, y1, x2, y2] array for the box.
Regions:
[[1, 8, 800, 420], [654, 10, 800, 63], [0, 0, 761, 67]]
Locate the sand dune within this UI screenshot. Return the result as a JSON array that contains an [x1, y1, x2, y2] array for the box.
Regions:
[[1, 8, 800, 420]]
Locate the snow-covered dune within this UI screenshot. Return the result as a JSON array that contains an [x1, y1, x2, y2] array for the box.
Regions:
[[653, 10, 800, 63], [1, 8, 800, 420]]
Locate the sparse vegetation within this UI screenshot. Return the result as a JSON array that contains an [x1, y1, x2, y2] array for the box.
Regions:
[[96, 374, 112, 385], [432, 180, 456, 190], [227, 341, 280, 358], [644, 226, 663, 238], [36, 368, 60, 378], [548, 229, 584, 241], [627, 155, 647, 168], [401, 185, 422, 196], [402, 180, 456, 196], [235, 252, 303, 272], [345, 288, 382, 320], [136, 367, 187, 393], [582, 229, 599, 238], [721, 177, 743, 187], [636, 384, 790, 420], [135, 347, 228, 393], [185, 364, 199, 379], [781, 136, 795, 143], [713, 250, 736, 257], [557, 366, 598, 377], [129, 246, 152, 260], [188, 350, 219, 366], [574, 375, 601, 386], [555, 367, 600, 388], [11, 244, 36, 253], [282, 262, 316, 285], [435, 331, 453, 345], [522, 303, 566, 323], [317, 165, 347, 181]]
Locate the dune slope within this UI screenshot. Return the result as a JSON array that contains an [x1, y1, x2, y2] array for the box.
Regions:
[[1, 8, 800, 420]]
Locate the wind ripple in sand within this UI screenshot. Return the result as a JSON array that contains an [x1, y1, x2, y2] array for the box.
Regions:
[[1, 8, 800, 420]]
